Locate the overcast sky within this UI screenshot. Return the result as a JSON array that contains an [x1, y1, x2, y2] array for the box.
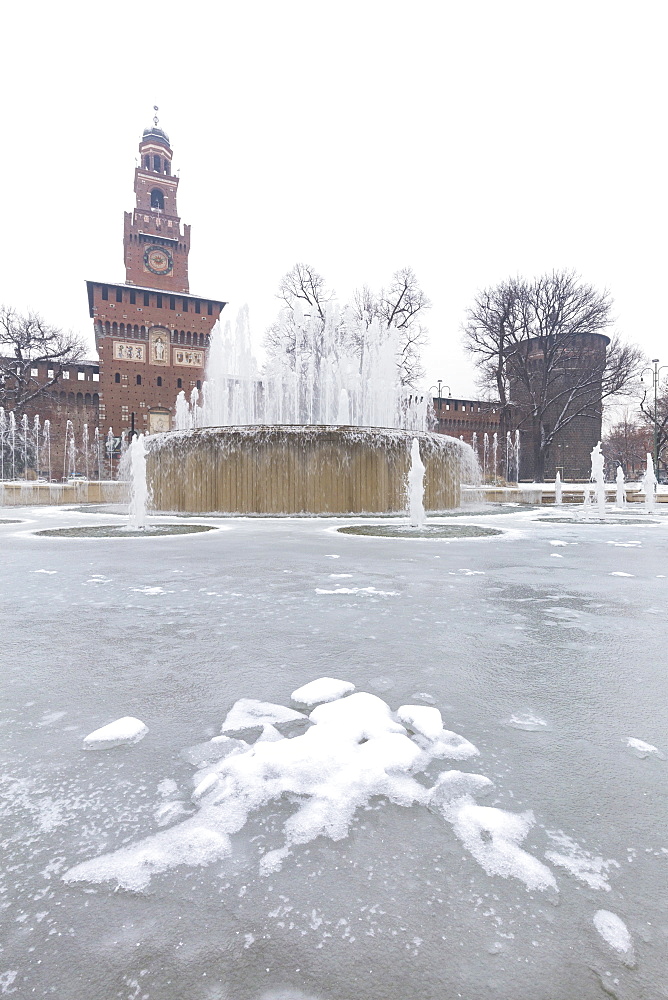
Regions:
[[1, 1, 665, 397]]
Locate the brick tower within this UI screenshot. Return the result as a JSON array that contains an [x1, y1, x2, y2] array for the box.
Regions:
[[86, 112, 226, 439]]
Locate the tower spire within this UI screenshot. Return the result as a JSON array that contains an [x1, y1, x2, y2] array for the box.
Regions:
[[153, 105, 159, 128]]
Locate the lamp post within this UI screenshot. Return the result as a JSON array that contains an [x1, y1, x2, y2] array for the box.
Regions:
[[640, 359, 668, 475], [428, 381, 452, 410]]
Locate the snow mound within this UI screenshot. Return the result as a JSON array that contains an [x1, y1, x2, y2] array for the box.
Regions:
[[593, 910, 635, 965], [63, 685, 571, 895], [291, 677, 355, 706], [83, 717, 148, 749]]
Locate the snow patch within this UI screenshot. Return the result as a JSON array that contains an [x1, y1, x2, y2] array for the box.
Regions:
[[626, 737, 665, 759], [593, 910, 635, 964]]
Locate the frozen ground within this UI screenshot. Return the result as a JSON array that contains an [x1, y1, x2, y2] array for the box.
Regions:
[[1, 503, 667, 1000]]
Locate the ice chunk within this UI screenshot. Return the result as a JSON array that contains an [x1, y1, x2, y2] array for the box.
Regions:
[[452, 802, 557, 891], [291, 677, 355, 706], [593, 910, 635, 964], [83, 717, 148, 749], [221, 699, 306, 738], [549, 540, 568, 546], [180, 735, 248, 767], [626, 737, 665, 759], [397, 705, 443, 741], [418, 729, 479, 760], [309, 692, 405, 742]]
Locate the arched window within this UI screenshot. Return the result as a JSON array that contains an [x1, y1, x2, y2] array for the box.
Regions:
[[157, 376, 162, 386], [186, 332, 191, 345], [76, 392, 83, 406], [115, 373, 121, 383], [136, 375, 142, 386], [196, 380, 201, 390], [85, 393, 91, 405], [150, 189, 164, 210], [93, 393, 99, 406], [153, 155, 161, 172], [177, 378, 182, 389], [59, 391, 66, 402], [104, 321, 110, 335], [68, 392, 75, 404], [179, 332, 184, 344], [144, 155, 150, 169], [165, 161, 171, 175]]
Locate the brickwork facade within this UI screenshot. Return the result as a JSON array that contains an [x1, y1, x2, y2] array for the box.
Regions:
[[1, 120, 226, 479]]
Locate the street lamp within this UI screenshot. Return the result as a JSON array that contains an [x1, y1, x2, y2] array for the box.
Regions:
[[428, 381, 452, 409], [640, 359, 668, 474]]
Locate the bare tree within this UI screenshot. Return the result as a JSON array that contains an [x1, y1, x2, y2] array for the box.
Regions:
[[264, 263, 335, 366], [462, 278, 525, 444], [463, 271, 645, 480], [0, 306, 87, 415], [351, 267, 430, 387], [638, 376, 668, 477], [602, 409, 651, 479]]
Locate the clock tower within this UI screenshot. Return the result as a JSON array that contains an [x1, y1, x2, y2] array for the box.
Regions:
[[123, 114, 190, 293], [85, 112, 226, 440]]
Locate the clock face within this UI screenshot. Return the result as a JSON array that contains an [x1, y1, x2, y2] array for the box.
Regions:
[[144, 246, 173, 275]]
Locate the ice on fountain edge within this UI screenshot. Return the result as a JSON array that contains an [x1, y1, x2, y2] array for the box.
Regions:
[[63, 682, 623, 920]]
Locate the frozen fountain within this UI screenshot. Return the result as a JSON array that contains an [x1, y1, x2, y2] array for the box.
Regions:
[[590, 441, 607, 515], [554, 471, 562, 505], [616, 466, 626, 507], [406, 438, 426, 528], [642, 453, 657, 512], [127, 433, 148, 530], [148, 310, 477, 515]]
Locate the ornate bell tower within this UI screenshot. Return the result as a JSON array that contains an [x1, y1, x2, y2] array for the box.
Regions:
[[123, 109, 191, 293]]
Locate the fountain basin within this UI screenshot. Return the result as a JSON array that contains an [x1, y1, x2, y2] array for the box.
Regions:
[[337, 523, 502, 539], [146, 426, 474, 515], [34, 524, 217, 539]]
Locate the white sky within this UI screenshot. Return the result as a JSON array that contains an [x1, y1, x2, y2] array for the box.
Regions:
[[1, 0, 665, 397]]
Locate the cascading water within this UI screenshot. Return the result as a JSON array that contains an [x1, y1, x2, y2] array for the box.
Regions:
[[590, 442, 607, 514], [63, 420, 76, 479], [0, 408, 5, 482], [43, 420, 51, 482], [21, 414, 29, 479], [554, 471, 562, 505], [642, 453, 657, 512], [127, 434, 149, 529], [406, 438, 426, 528], [82, 424, 89, 481], [492, 432, 498, 483], [515, 429, 521, 482], [9, 412, 16, 481], [179, 309, 430, 433], [94, 427, 102, 480], [483, 432, 489, 482], [106, 428, 115, 480], [615, 465, 626, 507]]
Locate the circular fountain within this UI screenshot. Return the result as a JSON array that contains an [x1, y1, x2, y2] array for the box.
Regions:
[[145, 312, 478, 516]]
